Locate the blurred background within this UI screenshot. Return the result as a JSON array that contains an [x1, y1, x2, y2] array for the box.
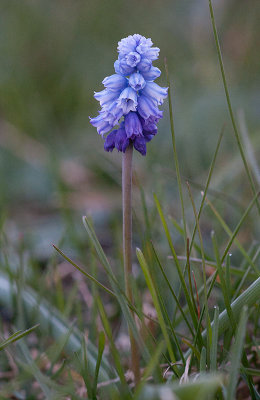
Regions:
[[0, 2, 259, 396], [0, 0, 259, 261]]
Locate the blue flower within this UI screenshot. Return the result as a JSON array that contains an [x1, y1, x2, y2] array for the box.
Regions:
[[136, 58, 152, 73], [117, 87, 138, 114], [115, 124, 130, 152], [115, 58, 135, 76], [125, 52, 141, 67], [102, 74, 128, 91], [125, 112, 143, 138], [94, 89, 121, 108], [117, 34, 159, 62], [90, 34, 168, 156], [104, 130, 117, 152], [142, 66, 161, 81], [137, 94, 163, 120], [128, 73, 146, 91], [140, 82, 168, 105], [133, 136, 147, 156]]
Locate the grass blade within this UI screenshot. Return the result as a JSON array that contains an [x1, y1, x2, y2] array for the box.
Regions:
[[0, 273, 114, 381], [189, 127, 224, 253], [165, 58, 187, 249], [238, 109, 260, 186], [92, 331, 106, 399], [210, 306, 219, 372], [206, 197, 259, 276], [83, 216, 145, 353], [208, 0, 260, 214], [150, 241, 194, 337], [205, 190, 260, 303], [200, 347, 207, 372], [0, 324, 39, 351], [184, 277, 260, 359], [186, 182, 211, 358], [96, 296, 130, 394], [136, 247, 179, 373], [211, 232, 236, 329], [53, 244, 115, 297], [154, 194, 200, 339], [226, 306, 248, 400], [139, 374, 223, 400], [134, 340, 166, 399]]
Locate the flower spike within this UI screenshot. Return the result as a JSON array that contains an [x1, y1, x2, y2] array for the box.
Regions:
[[90, 34, 167, 155]]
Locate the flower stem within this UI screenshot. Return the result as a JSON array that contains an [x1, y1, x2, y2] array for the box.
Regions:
[[122, 144, 140, 384]]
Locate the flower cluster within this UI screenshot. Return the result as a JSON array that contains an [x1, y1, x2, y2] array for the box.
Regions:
[[90, 34, 168, 156]]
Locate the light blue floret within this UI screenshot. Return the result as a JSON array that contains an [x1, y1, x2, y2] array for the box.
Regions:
[[102, 74, 127, 91], [137, 94, 162, 119], [128, 73, 146, 91], [141, 66, 161, 81], [116, 87, 138, 114], [125, 52, 141, 67], [141, 82, 168, 105], [94, 89, 121, 108]]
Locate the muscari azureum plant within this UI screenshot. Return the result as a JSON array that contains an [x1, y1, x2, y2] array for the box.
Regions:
[[90, 34, 168, 382]]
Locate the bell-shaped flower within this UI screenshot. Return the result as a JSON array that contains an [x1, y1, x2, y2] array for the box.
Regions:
[[102, 74, 127, 92], [137, 58, 152, 73], [141, 66, 161, 81], [117, 35, 137, 56], [125, 112, 143, 138], [128, 73, 146, 91], [90, 112, 113, 137], [137, 94, 162, 120], [115, 124, 130, 152], [133, 136, 147, 156], [116, 58, 135, 76], [141, 82, 168, 105], [94, 89, 121, 108], [117, 87, 138, 114], [125, 52, 141, 67], [141, 46, 160, 61], [104, 130, 117, 152]]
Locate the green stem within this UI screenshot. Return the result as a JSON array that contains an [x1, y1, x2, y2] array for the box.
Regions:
[[122, 144, 140, 383]]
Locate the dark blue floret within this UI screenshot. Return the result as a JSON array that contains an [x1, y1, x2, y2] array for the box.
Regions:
[[125, 112, 143, 138], [133, 136, 147, 156], [115, 124, 130, 153], [104, 130, 117, 152]]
